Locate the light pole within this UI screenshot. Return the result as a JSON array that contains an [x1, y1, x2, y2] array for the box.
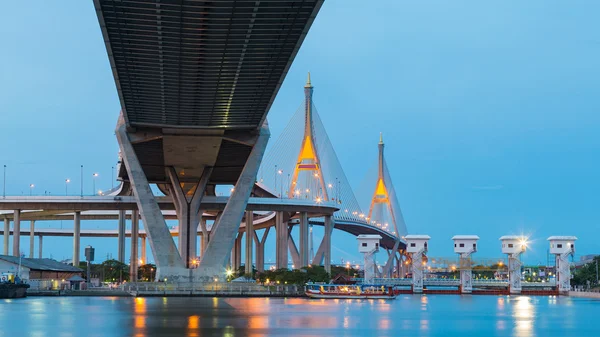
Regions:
[[2, 165, 5, 198], [80, 165, 83, 197], [65, 179, 70, 196], [29, 184, 34, 196], [277, 169, 283, 197], [111, 166, 114, 189], [92, 173, 99, 195]]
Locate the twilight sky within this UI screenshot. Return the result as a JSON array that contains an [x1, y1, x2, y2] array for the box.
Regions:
[[1, 1, 599, 266]]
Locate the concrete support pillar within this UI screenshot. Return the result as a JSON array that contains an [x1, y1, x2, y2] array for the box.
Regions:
[[323, 216, 333, 273], [141, 236, 147, 264], [312, 215, 334, 273], [253, 227, 270, 272], [299, 212, 309, 267], [130, 211, 139, 282], [73, 211, 81, 266], [116, 115, 186, 280], [233, 233, 242, 270], [199, 218, 208, 255], [38, 236, 43, 259], [167, 167, 211, 268], [13, 210, 20, 257], [3, 218, 9, 255], [117, 210, 126, 263], [29, 220, 35, 258], [288, 224, 301, 269], [196, 123, 269, 281], [275, 212, 288, 269], [244, 211, 254, 275], [382, 240, 401, 277]]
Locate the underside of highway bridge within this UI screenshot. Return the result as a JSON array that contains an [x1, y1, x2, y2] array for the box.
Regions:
[[93, 0, 324, 281]]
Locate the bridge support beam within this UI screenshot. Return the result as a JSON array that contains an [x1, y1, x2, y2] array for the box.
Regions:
[[29, 221, 35, 258], [275, 212, 288, 269], [117, 210, 126, 263], [116, 115, 186, 280], [382, 240, 401, 277], [245, 211, 254, 275], [73, 211, 80, 266], [299, 212, 309, 267], [253, 227, 270, 272], [38, 236, 43, 259], [12, 210, 20, 257], [167, 166, 212, 268], [195, 123, 269, 281], [141, 236, 146, 265], [231, 232, 243, 271], [130, 211, 139, 281], [312, 215, 334, 273], [3, 218, 9, 255], [288, 225, 301, 269]]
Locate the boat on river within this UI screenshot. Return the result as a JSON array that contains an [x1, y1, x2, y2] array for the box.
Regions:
[[305, 283, 396, 299]]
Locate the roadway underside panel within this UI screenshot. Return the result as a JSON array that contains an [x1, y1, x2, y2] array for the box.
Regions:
[[94, 0, 323, 129]]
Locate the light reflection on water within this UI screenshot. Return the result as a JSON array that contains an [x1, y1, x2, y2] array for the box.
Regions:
[[0, 295, 598, 337]]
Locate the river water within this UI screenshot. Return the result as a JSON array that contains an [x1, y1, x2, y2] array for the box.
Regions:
[[1, 295, 598, 337]]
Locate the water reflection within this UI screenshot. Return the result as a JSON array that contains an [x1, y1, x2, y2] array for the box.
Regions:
[[513, 296, 535, 337], [0, 295, 594, 336]]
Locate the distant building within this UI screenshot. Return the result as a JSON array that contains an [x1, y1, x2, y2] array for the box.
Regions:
[[0, 255, 83, 289]]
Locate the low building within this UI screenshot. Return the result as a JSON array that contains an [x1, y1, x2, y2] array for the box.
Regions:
[[0, 255, 83, 289]]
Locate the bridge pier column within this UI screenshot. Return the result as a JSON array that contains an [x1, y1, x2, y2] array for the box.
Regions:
[[3, 218, 9, 255], [199, 218, 208, 255], [117, 210, 126, 263], [253, 227, 270, 272], [299, 212, 309, 267], [288, 224, 301, 269], [195, 123, 269, 281], [275, 212, 288, 269], [312, 215, 334, 272], [73, 211, 81, 266], [141, 236, 146, 264], [29, 221, 35, 258], [167, 167, 212, 268], [130, 211, 139, 281], [38, 235, 43, 259], [116, 115, 186, 281], [12, 210, 20, 257], [245, 211, 253, 275], [382, 240, 401, 277]]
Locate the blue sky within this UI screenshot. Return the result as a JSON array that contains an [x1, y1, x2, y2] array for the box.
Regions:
[[1, 1, 599, 266]]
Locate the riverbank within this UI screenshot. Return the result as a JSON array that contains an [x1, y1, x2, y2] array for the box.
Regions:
[[568, 291, 600, 299]]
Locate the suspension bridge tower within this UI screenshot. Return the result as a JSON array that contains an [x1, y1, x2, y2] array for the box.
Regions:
[[367, 134, 409, 277], [288, 73, 329, 202]]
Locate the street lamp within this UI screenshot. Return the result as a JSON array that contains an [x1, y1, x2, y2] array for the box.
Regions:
[[92, 173, 99, 195], [65, 179, 70, 196], [29, 184, 34, 196]]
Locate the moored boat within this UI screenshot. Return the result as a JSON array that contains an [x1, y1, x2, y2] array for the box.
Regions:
[[305, 283, 396, 299]]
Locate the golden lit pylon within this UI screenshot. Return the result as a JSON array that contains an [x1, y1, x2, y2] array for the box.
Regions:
[[367, 133, 403, 236], [287, 72, 329, 201]]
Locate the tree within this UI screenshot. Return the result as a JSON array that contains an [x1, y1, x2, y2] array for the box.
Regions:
[[138, 263, 156, 282], [572, 257, 599, 287], [101, 259, 129, 282]]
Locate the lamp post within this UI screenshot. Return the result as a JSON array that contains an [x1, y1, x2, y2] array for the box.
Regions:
[[29, 184, 34, 196], [111, 166, 114, 189], [277, 169, 283, 197], [80, 165, 83, 197], [92, 173, 99, 195], [65, 179, 70, 196], [2, 165, 6, 198]]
